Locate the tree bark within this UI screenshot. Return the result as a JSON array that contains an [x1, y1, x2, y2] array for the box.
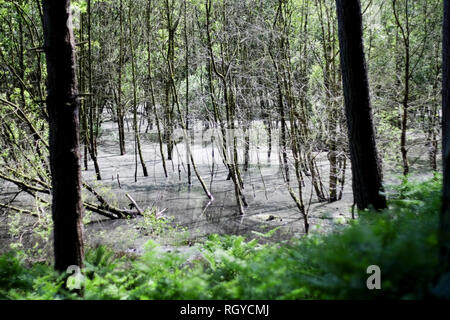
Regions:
[[335, 0, 387, 211], [441, 0, 450, 271], [42, 0, 85, 271]]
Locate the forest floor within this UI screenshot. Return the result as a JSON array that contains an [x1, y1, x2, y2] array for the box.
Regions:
[[0, 117, 437, 262]]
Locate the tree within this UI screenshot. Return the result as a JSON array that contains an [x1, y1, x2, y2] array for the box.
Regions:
[[441, 0, 450, 272], [392, 0, 411, 176], [42, 0, 84, 271], [335, 0, 387, 211], [128, 0, 148, 180]]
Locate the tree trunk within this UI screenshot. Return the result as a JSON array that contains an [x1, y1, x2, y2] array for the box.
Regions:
[[146, 0, 168, 179], [42, 0, 84, 271], [441, 0, 450, 272], [117, 0, 126, 156], [78, 12, 89, 171], [87, 0, 101, 180], [335, 0, 387, 211], [184, 0, 192, 185], [393, 0, 410, 176], [128, 1, 148, 180]]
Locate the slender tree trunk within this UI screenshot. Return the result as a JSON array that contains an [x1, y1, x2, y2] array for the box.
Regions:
[[146, 0, 168, 178], [272, 60, 289, 183], [17, 15, 26, 109], [393, 0, 410, 176], [78, 12, 89, 171], [184, 0, 192, 185], [128, 2, 148, 179], [164, 0, 177, 162], [426, 43, 441, 172], [266, 114, 272, 160], [42, 0, 84, 271], [87, 0, 101, 180], [117, 0, 126, 156], [335, 0, 387, 211], [244, 123, 250, 172]]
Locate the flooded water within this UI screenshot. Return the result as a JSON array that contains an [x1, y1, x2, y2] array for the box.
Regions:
[[7, 117, 433, 257], [78, 119, 355, 253]]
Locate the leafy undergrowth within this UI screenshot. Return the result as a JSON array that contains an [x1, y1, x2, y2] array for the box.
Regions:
[[0, 177, 444, 299]]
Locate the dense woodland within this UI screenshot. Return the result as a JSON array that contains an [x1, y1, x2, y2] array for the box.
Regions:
[[0, 0, 450, 300]]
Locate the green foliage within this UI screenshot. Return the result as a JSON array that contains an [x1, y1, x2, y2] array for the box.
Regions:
[[0, 178, 444, 300], [137, 208, 172, 236], [0, 251, 66, 300], [304, 176, 441, 299]]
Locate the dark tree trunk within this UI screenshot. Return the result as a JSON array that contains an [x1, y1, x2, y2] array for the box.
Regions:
[[184, 0, 192, 185], [117, 0, 126, 156], [441, 0, 450, 271], [43, 0, 85, 271], [393, 0, 411, 177], [87, 0, 102, 181], [335, 0, 387, 211]]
